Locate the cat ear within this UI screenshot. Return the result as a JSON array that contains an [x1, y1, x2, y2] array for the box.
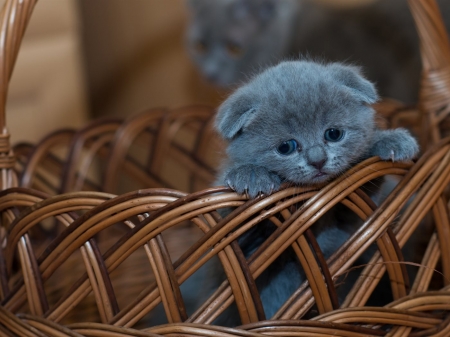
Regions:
[[328, 63, 379, 104], [215, 91, 258, 140]]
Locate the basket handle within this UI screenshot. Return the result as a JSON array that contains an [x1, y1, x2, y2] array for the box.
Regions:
[[408, 0, 450, 148], [0, 0, 37, 189]]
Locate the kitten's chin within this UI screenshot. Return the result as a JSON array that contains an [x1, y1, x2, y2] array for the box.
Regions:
[[201, 71, 234, 88], [308, 172, 334, 185]]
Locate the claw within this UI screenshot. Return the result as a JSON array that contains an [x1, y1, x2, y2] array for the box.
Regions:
[[226, 179, 233, 189], [390, 150, 395, 162]]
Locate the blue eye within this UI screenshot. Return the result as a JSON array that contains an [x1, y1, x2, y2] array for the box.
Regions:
[[324, 128, 344, 142], [277, 139, 298, 155]]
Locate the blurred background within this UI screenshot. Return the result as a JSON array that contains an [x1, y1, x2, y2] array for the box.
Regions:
[[5, 0, 384, 145], [6, 0, 223, 145]]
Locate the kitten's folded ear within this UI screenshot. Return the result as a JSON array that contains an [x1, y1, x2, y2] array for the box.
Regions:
[[328, 63, 379, 104], [215, 90, 258, 140]]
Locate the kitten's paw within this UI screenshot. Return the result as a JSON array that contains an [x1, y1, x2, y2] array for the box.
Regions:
[[224, 165, 281, 198], [370, 128, 419, 162]]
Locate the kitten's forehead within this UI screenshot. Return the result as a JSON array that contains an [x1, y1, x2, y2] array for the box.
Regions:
[[254, 66, 360, 124], [260, 62, 349, 101], [189, 6, 228, 35]]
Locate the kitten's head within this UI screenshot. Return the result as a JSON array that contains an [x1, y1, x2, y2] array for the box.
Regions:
[[186, 0, 300, 88], [215, 61, 379, 185]]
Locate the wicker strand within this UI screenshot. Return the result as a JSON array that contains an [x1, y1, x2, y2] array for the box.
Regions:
[[0, 0, 37, 189], [409, 0, 450, 148]]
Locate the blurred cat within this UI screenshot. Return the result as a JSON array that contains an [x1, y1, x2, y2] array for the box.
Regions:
[[213, 60, 419, 321], [186, 0, 298, 88], [186, 0, 450, 104]]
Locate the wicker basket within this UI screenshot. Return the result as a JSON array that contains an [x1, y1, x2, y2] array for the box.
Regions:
[[1, 0, 450, 336]]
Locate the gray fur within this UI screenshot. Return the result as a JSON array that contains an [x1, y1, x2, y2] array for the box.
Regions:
[[212, 61, 418, 321], [215, 60, 419, 198], [186, 0, 298, 88], [371, 128, 420, 161], [187, 0, 450, 103]]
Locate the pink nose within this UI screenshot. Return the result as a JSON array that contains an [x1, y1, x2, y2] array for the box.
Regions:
[[310, 159, 326, 170]]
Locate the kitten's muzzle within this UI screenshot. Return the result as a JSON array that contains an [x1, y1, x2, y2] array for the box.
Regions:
[[306, 145, 328, 170]]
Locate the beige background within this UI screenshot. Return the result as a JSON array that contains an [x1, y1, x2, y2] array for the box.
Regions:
[[78, 0, 225, 120], [5, 0, 88, 144]]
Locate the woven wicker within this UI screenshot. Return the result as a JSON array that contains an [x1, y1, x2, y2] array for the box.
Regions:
[[1, 0, 450, 336]]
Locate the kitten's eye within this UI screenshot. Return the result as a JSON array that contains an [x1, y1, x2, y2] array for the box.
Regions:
[[277, 139, 298, 155], [324, 128, 345, 142], [194, 40, 208, 54], [225, 41, 243, 57]]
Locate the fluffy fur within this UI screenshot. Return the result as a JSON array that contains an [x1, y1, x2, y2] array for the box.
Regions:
[[187, 0, 450, 103], [216, 60, 419, 198], [213, 60, 419, 321]]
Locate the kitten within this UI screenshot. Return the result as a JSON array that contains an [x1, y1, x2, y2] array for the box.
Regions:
[[215, 60, 418, 197], [186, 0, 450, 104], [213, 60, 419, 321]]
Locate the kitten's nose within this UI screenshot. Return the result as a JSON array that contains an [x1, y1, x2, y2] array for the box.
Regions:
[[306, 146, 327, 170], [310, 159, 326, 170]]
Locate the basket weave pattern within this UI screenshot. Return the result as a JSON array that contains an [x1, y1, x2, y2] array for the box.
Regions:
[[0, 0, 450, 336]]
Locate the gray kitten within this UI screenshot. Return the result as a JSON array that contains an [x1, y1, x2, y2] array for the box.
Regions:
[[213, 60, 419, 321], [187, 0, 450, 103], [216, 60, 418, 198]]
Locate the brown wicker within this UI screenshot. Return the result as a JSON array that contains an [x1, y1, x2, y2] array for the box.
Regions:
[[411, 0, 450, 148], [1, 0, 450, 336]]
